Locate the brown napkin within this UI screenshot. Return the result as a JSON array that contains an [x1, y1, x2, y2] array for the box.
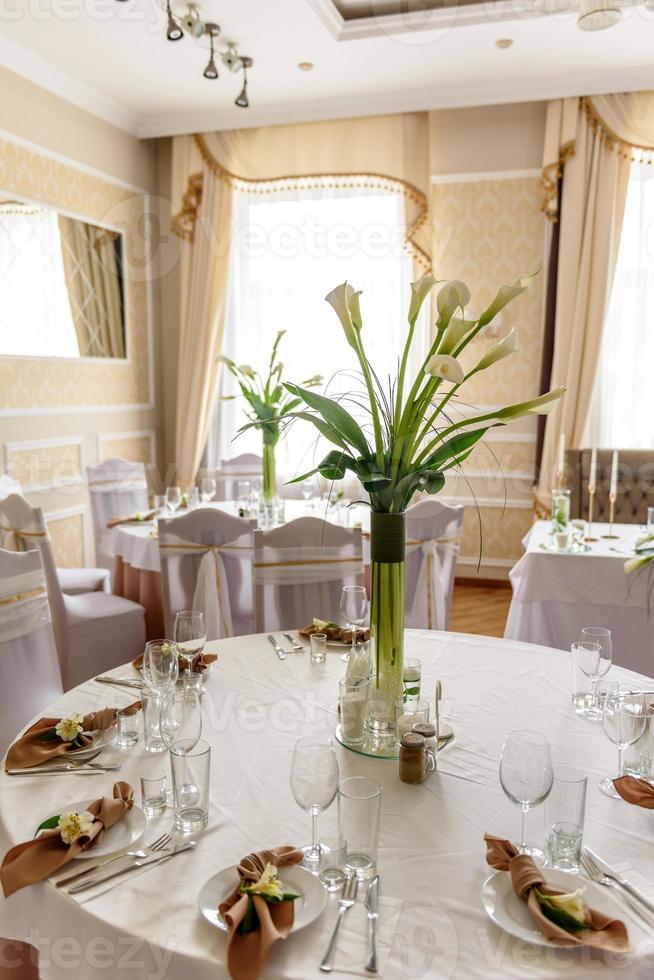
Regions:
[[299, 623, 370, 644], [484, 835, 628, 950], [219, 846, 304, 980], [4, 703, 141, 771], [614, 776, 654, 808], [106, 511, 155, 528], [132, 651, 217, 674], [1, 781, 134, 896]]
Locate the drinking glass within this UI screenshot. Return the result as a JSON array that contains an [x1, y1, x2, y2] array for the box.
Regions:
[[310, 633, 327, 664], [237, 480, 251, 506], [153, 494, 166, 529], [185, 486, 199, 509], [201, 477, 216, 503], [116, 709, 139, 748], [403, 658, 422, 703], [290, 737, 339, 873], [600, 687, 647, 798], [624, 704, 654, 778], [499, 730, 553, 862], [302, 479, 314, 508], [174, 610, 206, 679], [580, 627, 612, 717], [160, 692, 202, 751], [340, 585, 367, 663], [339, 677, 370, 746], [166, 486, 182, 513], [570, 644, 593, 714], [170, 738, 210, 832], [319, 835, 347, 892], [572, 641, 601, 720], [395, 697, 430, 741], [142, 640, 179, 699], [339, 776, 382, 879], [141, 691, 165, 753], [648, 506, 654, 535], [545, 765, 588, 872], [141, 769, 167, 817]]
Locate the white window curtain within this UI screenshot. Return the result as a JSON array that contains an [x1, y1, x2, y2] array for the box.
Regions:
[[206, 183, 427, 482], [585, 164, 654, 449]]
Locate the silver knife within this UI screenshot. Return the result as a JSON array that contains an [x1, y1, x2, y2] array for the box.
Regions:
[[585, 847, 654, 916], [365, 875, 379, 973], [95, 676, 144, 690], [67, 842, 196, 893], [6, 766, 119, 775], [267, 634, 286, 660]]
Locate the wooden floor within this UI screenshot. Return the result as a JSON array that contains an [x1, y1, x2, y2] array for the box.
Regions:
[[449, 581, 512, 638]]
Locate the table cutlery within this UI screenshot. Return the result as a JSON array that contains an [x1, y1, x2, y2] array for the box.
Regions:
[[95, 676, 144, 690], [283, 632, 305, 653], [67, 841, 196, 894], [583, 848, 654, 917], [580, 853, 654, 931], [364, 874, 379, 973], [56, 832, 172, 887], [267, 634, 287, 660], [6, 762, 121, 775], [320, 872, 358, 972]]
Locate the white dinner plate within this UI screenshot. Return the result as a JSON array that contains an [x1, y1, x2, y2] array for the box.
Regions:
[[198, 863, 327, 933], [36, 798, 146, 860], [67, 726, 117, 761], [482, 868, 624, 948]]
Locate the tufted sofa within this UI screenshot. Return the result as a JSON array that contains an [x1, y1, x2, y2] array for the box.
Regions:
[[564, 448, 654, 524]]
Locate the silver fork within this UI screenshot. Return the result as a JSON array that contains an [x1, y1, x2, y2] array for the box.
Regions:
[[283, 632, 304, 653], [580, 853, 654, 930], [56, 832, 173, 888], [320, 873, 359, 972]]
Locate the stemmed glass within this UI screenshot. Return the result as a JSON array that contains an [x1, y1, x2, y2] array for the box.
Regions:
[[174, 610, 207, 682], [499, 730, 553, 863], [201, 477, 216, 503], [142, 640, 179, 699], [581, 628, 612, 717], [166, 486, 182, 514], [573, 641, 603, 720], [340, 585, 368, 664], [600, 686, 647, 798], [290, 737, 339, 873]]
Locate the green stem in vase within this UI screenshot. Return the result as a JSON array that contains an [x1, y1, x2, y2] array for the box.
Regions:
[[262, 440, 277, 502]]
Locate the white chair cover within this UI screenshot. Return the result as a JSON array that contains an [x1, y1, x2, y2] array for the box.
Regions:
[[87, 458, 149, 572], [404, 498, 464, 631], [254, 517, 364, 632], [158, 508, 255, 640], [0, 474, 21, 500], [215, 453, 262, 501], [0, 548, 63, 754]]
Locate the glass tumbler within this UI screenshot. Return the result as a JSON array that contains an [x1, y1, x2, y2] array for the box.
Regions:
[[339, 677, 369, 746], [395, 698, 430, 741], [142, 691, 164, 753], [141, 769, 167, 817], [339, 776, 382, 880], [171, 738, 210, 832], [544, 764, 588, 872], [318, 835, 347, 892], [311, 633, 327, 664], [116, 709, 139, 748]]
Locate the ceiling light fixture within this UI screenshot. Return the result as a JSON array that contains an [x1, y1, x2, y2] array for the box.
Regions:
[[577, 0, 621, 31], [495, 38, 513, 48], [298, 61, 314, 71]]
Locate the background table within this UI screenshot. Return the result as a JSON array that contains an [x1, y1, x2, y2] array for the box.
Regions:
[[505, 520, 654, 674], [2, 630, 654, 979]]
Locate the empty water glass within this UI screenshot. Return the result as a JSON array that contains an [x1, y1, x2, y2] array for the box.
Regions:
[[237, 480, 251, 505], [142, 691, 165, 753], [339, 678, 369, 746], [318, 835, 347, 892], [395, 698, 430, 741], [185, 486, 199, 509], [166, 486, 182, 513], [116, 709, 139, 748], [545, 764, 588, 872], [201, 477, 216, 503], [551, 822, 583, 871], [310, 633, 327, 664], [601, 687, 648, 798], [153, 494, 166, 528], [339, 776, 382, 880], [141, 769, 167, 817], [171, 738, 210, 832]]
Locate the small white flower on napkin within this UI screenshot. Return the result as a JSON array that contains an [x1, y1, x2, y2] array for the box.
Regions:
[[55, 713, 84, 742], [58, 810, 95, 845]]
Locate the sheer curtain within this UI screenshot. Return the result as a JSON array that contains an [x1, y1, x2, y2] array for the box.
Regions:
[[585, 164, 654, 449], [206, 183, 427, 481]]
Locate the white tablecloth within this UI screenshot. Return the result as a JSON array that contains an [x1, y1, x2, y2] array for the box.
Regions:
[[2, 630, 654, 979], [505, 521, 654, 675]]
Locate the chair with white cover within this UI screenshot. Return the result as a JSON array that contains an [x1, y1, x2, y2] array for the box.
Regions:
[[158, 508, 255, 639], [0, 494, 146, 689], [254, 517, 364, 633], [87, 458, 150, 574], [215, 454, 262, 501], [0, 476, 109, 596], [404, 497, 464, 631], [0, 548, 63, 756]]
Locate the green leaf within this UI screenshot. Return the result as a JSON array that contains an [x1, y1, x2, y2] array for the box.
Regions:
[[35, 814, 60, 834], [284, 384, 371, 458], [290, 411, 349, 451], [239, 895, 259, 935], [352, 460, 392, 492], [38, 728, 59, 742], [422, 429, 489, 470], [419, 471, 446, 495], [317, 449, 356, 481]]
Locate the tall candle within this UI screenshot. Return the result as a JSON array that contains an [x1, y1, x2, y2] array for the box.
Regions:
[[610, 450, 619, 497], [589, 447, 597, 490], [557, 433, 565, 477]]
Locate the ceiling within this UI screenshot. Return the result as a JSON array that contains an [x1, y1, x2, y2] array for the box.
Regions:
[[1, 0, 653, 138]]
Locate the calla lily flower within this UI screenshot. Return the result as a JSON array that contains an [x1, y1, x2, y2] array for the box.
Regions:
[[408, 275, 437, 322], [473, 328, 521, 373], [238, 364, 256, 378], [436, 280, 471, 327], [325, 282, 363, 349], [477, 272, 536, 328], [438, 315, 477, 355], [425, 354, 465, 385], [494, 387, 566, 420]]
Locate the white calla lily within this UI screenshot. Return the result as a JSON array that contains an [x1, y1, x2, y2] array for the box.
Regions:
[[439, 315, 477, 355], [425, 354, 465, 385], [436, 280, 471, 326], [473, 327, 521, 373], [325, 282, 363, 349], [408, 275, 437, 322]]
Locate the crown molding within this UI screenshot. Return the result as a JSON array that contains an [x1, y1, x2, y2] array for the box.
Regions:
[[0, 32, 140, 136]]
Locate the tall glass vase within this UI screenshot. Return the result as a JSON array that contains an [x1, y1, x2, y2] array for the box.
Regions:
[[262, 440, 277, 502], [366, 511, 405, 755]]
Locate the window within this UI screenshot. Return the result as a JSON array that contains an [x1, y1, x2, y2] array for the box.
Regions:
[[207, 185, 427, 479], [585, 166, 654, 448]]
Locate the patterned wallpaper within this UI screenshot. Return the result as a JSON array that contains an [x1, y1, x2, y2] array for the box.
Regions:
[[99, 434, 154, 465], [8, 441, 82, 488], [47, 512, 85, 568]]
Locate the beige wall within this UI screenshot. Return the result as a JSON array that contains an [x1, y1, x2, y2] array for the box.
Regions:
[[429, 101, 546, 175]]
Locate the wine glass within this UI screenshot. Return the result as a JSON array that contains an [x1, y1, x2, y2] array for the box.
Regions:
[[166, 486, 182, 514], [581, 628, 612, 717], [499, 730, 553, 863], [600, 686, 647, 798], [201, 477, 216, 503], [174, 610, 206, 682], [290, 737, 339, 873], [572, 641, 602, 720], [340, 585, 368, 663], [142, 640, 179, 699]]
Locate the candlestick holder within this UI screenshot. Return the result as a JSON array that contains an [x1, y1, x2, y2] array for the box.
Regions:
[[601, 494, 619, 539], [584, 486, 598, 542]]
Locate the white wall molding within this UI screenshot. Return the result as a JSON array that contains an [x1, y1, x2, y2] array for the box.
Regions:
[[440, 493, 534, 510], [431, 169, 541, 184], [44, 503, 92, 566], [4, 435, 86, 492]]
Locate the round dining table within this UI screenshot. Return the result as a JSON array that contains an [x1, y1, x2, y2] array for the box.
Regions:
[[2, 630, 654, 979]]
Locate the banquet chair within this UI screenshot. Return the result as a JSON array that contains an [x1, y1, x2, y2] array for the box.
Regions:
[[87, 457, 150, 574], [404, 497, 464, 631], [0, 494, 146, 689], [215, 453, 262, 500], [159, 508, 255, 639], [0, 477, 110, 596], [254, 517, 364, 633], [0, 548, 63, 756]]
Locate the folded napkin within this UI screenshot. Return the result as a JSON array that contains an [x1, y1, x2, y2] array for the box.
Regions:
[[132, 651, 217, 674], [106, 511, 155, 528], [218, 846, 304, 980], [614, 776, 654, 808], [484, 835, 629, 950], [299, 620, 370, 644], [1, 781, 134, 896], [4, 702, 141, 771]]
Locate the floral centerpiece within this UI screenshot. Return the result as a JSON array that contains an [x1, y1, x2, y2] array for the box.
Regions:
[[284, 273, 564, 752], [219, 331, 322, 502]]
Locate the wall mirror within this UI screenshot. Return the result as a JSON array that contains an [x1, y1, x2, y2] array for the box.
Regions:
[[0, 198, 127, 360]]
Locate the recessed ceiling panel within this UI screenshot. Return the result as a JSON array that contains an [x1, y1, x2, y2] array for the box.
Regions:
[[335, 0, 490, 17]]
